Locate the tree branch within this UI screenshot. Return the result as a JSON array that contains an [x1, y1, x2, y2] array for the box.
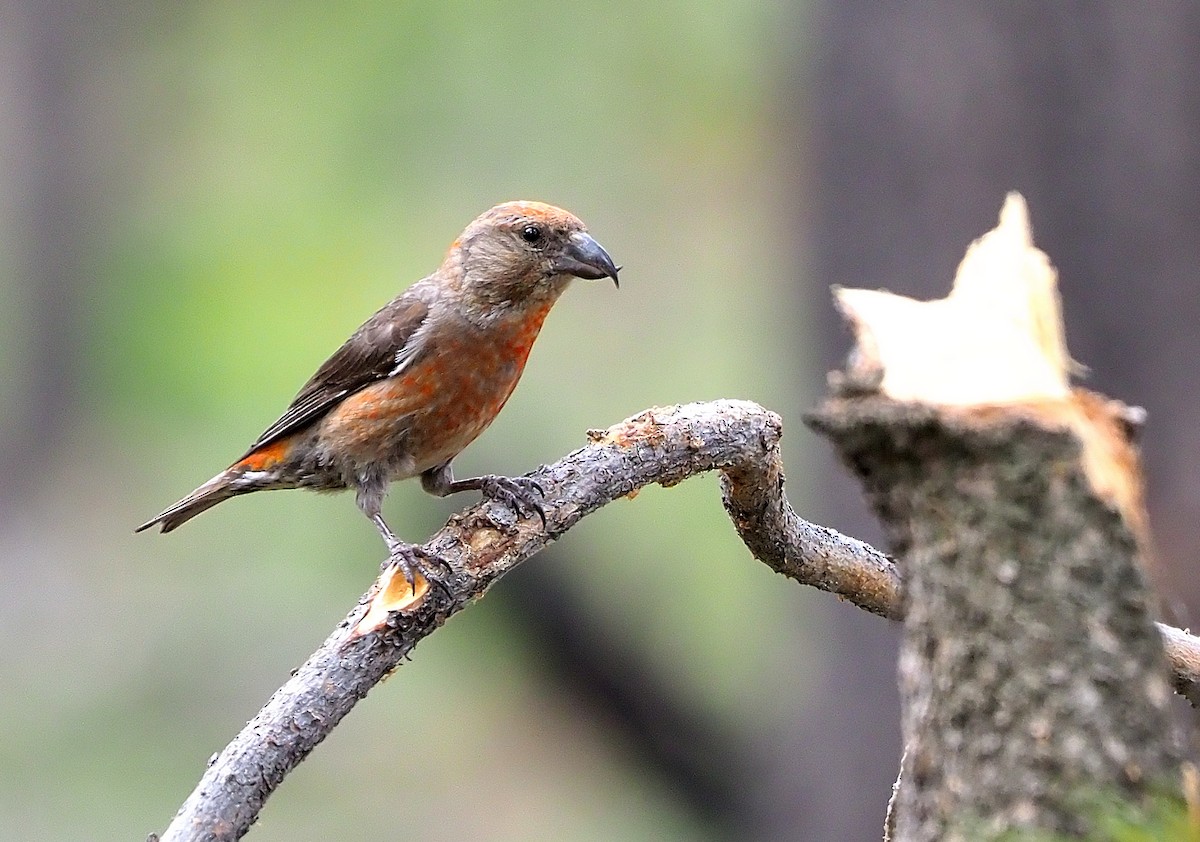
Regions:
[[1157, 622, 1200, 707], [157, 399, 1200, 841]]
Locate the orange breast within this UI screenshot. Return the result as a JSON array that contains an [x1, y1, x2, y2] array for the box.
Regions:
[[318, 301, 555, 473]]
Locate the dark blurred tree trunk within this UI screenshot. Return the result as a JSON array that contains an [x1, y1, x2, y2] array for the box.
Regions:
[[0, 0, 93, 519], [503, 562, 756, 840], [800, 2, 1200, 838]]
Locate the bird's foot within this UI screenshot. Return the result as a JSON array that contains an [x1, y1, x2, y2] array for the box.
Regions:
[[384, 542, 453, 600], [475, 474, 546, 529]]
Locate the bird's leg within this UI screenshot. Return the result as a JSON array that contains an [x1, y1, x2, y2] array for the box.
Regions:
[[354, 475, 450, 592], [421, 462, 546, 528]]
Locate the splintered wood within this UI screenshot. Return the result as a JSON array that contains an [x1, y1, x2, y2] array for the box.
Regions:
[[352, 566, 428, 638], [833, 192, 1146, 539], [836, 193, 1073, 405], [821, 194, 1178, 841]]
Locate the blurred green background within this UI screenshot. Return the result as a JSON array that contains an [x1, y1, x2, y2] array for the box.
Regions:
[[2, 3, 822, 840], [13, 4, 1196, 841]]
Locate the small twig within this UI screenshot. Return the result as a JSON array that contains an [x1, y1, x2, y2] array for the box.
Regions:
[[884, 748, 906, 842], [1157, 622, 1200, 707], [157, 399, 1200, 841]]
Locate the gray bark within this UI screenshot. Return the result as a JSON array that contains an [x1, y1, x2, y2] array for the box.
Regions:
[[156, 400, 892, 841], [155, 399, 1200, 840], [809, 397, 1181, 840]]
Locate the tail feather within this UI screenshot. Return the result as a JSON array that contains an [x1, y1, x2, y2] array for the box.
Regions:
[[135, 471, 241, 534]]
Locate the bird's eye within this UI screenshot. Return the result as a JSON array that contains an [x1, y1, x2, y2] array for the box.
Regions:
[[520, 224, 544, 244]]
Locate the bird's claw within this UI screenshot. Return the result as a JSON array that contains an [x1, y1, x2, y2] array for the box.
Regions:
[[385, 543, 453, 601], [477, 475, 547, 528]]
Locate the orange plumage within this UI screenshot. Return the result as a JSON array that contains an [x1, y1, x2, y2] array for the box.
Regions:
[[137, 201, 618, 587]]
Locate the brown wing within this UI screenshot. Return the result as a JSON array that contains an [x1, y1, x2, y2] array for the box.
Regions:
[[237, 289, 431, 459]]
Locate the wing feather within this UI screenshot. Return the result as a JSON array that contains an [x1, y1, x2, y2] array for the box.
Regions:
[[236, 290, 431, 460]]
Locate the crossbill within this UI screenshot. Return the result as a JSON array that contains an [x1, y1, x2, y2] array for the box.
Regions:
[[137, 201, 619, 586]]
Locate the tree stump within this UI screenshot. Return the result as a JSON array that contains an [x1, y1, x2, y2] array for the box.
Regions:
[[809, 195, 1180, 840]]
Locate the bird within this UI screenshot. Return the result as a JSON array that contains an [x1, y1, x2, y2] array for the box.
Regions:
[[137, 201, 619, 587]]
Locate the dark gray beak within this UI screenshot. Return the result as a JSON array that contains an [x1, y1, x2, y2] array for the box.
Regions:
[[556, 231, 620, 288]]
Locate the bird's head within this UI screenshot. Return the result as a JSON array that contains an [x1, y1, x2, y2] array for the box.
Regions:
[[450, 201, 619, 312]]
